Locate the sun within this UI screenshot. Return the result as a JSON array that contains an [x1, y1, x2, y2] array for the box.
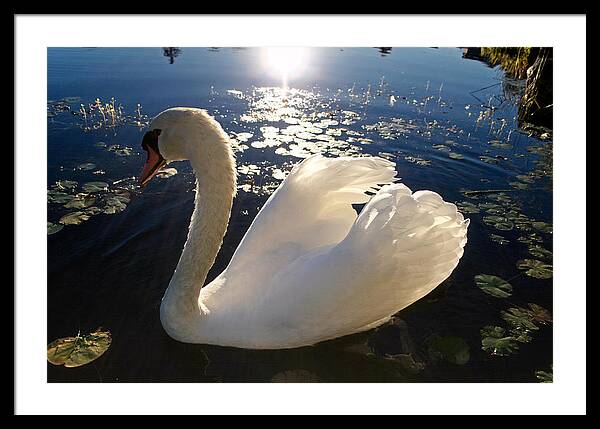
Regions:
[[263, 47, 309, 88]]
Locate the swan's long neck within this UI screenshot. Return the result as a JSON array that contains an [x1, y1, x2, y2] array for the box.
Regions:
[[160, 118, 236, 340]]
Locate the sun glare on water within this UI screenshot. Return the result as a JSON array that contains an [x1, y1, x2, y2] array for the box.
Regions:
[[263, 47, 309, 88]]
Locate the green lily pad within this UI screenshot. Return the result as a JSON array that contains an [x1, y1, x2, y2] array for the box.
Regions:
[[489, 140, 512, 149], [55, 180, 78, 190], [426, 335, 470, 365], [102, 194, 129, 214], [501, 307, 540, 337], [532, 221, 552, 234], [59, 211, 91, 225], [47, 328, 111, 368], [77, 162, 96, 171], [64, 193, 96, 209], [483, 215, 514, 231], [448, 152, 464, 160], [270, 369, 320, 383], [490, 234, 510, 245], [82, 181, 109, 193], [509, 181, 529, 190], [535, 369, 553, 383], [48, 190, 75, 204], [480, 325, 519, 356], [456, 201, 480, 214], [47, 222, 64, 235], [61, 96, 82, 104], [528, 245, 553, 260], [474, 274, 513, 298], [479, 155, 499, 164], [526, 303, 552, 325], [517, 259, 553, 279]]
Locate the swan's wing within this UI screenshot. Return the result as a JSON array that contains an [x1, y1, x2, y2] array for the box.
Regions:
[[252, 183, 470, 348], [226, 154, 398, 274]]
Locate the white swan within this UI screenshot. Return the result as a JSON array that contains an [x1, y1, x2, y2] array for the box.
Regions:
[[139, 107, 469, 349]]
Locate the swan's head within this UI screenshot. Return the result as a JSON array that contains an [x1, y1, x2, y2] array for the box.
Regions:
[[138, 107, 233, 186]]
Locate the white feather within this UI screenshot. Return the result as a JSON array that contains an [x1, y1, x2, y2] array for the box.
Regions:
[[152, 108, 469, 349]]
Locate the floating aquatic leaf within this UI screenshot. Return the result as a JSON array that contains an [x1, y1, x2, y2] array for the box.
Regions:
[[270, 369, 320, 383], [155, 167, 178, 179], [501, 307, 540, 337], [448, 152, 464, 160], [490, 234, 510, 245], [47, 222, 63, 235], [64, 193, 96, 209], [82, 181, 109, 193], [532, 221, 552, 234], [456, 201, 480, 214], [479, 155, 499, 164], [480, 325, 519, 356], [515, 174, 535, 184], [383, 353, 426, 374], [61, 96, 82, 104], [526, 303, 553, 325], [528, 245, 553, 260], [474, 274, 513, 298], [55, 180, 78, 190], [517, 259, 553, 279], [535, 370, 553, 383], [102, 195, 129, 214], [48, 190, 75, 204], [77, 162, 96, 171], [59, 211, 91, 225], [426, 335, 470, 365], [489, 140, 512, 149], [85, 207, 102, 215], [47, 328, 111, 368], [509, 181, 529, 190], [432, 144, 450, 152], [483, 215, 514, 231]]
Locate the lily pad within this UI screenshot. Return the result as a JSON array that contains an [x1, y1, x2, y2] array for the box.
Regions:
[[501, 307, 540, 337], [474, 274, 513, 298], [270, 369, 320, 383], [509, 181, 529, 190], [82, 181, 109, 193], [517, 259, 553, 279], [55, 180, 78, 190], [102, 194, 129, 214], [532, 221, 552, 234], [490, 234, 510, 245], [426, 335, 470, 365], [47, 222, 64, 235], [528, 245, 553, 260], [48, 190, 75, 204], [448, 152, 464, 160], [47, 328, 111, 368], [480, 325, 519, 356], [59, 211, 90, 225], [535, 369, 553, 383], [77, 162, 96, 171], [456, 201, 480, 214], [483, 215, 514, 231], [64, 193, 96, 209]]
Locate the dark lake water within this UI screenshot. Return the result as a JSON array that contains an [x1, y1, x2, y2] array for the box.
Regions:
[[47, 47, 553, 383]]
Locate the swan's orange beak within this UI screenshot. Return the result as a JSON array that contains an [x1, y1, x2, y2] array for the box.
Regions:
[[139, 129, 166, 187]]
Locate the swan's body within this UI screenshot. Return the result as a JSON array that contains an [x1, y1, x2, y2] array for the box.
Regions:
[[141, 108, 469, 349]]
